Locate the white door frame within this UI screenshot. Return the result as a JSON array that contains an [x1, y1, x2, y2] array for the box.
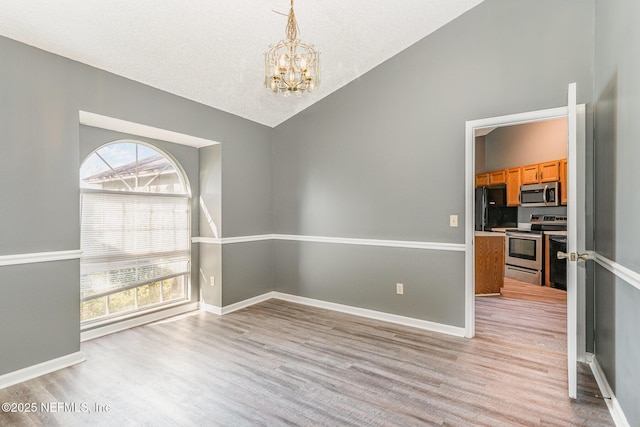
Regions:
[[464, 105, 586, 365]]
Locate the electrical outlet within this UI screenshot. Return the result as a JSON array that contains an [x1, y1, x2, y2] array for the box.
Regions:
[[210, 276, 215, 287], [450, 215, 458, 227], [396, 283, 404, 295]]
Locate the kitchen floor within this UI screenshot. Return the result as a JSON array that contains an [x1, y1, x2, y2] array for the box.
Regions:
[[499, 277, 567, 304]]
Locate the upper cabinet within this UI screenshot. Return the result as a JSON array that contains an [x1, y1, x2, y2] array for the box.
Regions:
[[475, 173, 489, 187], [521, 161, 560, 184], [560, 159, 568, 205], [539, 160, 560, 182], [477, 158, 567, 205], [506, 168, 521, 206], [489, 170, 506, 186], [521, 164, 539, 184]]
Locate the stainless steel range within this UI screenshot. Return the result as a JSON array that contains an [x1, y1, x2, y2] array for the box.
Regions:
[[504, 214, 567, 285]]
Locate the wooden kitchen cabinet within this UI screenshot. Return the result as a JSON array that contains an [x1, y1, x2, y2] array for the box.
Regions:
[[475, 235, 505, 295], [560, 159, 568, 205], [489, 170, 506, 185], [539, 160, 560, 182], [506, 168, 521, 206], [475, 173, 489, 187], [521, 164, 539, 184]]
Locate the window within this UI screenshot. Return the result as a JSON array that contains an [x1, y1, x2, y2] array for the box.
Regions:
[[80, 141, 191, 324]]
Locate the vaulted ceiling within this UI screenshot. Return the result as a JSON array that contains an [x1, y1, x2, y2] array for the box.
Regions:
[[0, 0, 484, 127]]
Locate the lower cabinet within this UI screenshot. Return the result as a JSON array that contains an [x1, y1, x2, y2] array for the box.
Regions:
[[475, 235, 505, 295]]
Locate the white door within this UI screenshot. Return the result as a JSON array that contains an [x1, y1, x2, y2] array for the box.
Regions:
[[563, 82, 588, 399]]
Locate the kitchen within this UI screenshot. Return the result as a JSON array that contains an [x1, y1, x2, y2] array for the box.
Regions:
[[474, 118, 569, 303]]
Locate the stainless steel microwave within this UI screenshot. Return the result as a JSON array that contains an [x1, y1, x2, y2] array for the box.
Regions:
[[519, 182, 560, 207]]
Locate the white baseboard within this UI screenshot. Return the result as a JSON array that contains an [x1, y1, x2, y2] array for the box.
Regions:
[[0, 351, 85, 390], [198, 292, 465, 338], [200, 301, 222, 315], [271, 292, 466, 337], [588, 353, 631, 427], [81, 302, 199, 342], [200, 292, 276, 316]]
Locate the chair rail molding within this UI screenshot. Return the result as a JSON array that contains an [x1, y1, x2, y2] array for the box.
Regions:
[[594, 252, 640, 292], [192, 234, 465, 252], [0, 250, 82, 267]]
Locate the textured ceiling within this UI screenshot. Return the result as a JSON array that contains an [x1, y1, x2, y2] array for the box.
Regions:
[[0, 0, 483, 127]]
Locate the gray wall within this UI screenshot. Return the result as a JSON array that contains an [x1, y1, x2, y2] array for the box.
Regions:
[[275, 242, 465, 325], [217, 124, 274, 306], [0, 35, 273, 375], [273, 0, 594, 325], [222, 241, 274, 306], [593, 0, 640, 424], [0, 262, 79, 374]]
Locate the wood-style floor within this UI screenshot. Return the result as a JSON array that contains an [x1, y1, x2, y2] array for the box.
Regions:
[[500, 277, 568, 304], [1, 297, 613, 426]]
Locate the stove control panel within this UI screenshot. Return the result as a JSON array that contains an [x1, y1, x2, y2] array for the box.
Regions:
[[530, 214, 567, 225]]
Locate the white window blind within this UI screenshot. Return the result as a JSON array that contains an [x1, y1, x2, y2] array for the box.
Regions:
[[80, 191, 190, 301]]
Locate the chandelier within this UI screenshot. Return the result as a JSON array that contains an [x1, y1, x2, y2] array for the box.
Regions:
[[264, 0, 320, 97]]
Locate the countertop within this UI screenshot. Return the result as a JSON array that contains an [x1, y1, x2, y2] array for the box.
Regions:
[[544, 230, 567, 236], [475, 230, 567, 237], [490, 227, 509, 233], [475, 231, 506, 237]]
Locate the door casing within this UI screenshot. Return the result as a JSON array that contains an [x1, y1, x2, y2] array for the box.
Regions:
[[464, 104, 587, 393]]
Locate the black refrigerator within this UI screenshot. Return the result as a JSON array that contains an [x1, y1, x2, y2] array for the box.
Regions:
[[474, 186, 517, 231]]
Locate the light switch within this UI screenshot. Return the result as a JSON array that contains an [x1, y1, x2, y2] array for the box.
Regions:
[[450, 215, 458, 227]]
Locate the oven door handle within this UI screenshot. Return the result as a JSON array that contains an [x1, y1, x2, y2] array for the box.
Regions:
[[543, 184, 549, 206]]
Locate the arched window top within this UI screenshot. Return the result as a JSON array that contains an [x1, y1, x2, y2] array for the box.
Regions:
[[80, 141, 189, 195]]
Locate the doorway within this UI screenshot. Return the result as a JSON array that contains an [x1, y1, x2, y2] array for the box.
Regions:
[[475, 118, 568, 296], [464, 101, 587, 398], [465, 107, 571, 334]]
